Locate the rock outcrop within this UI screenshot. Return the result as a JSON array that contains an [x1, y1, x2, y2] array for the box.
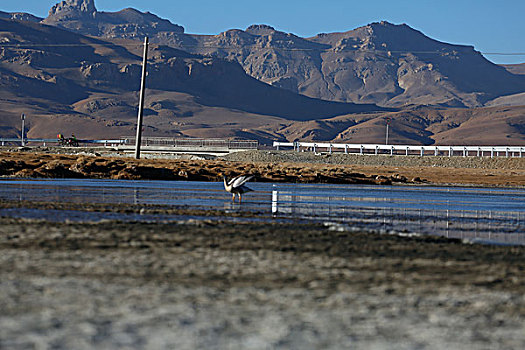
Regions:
[[0, 11, 42, 22], [43, 0, 184, 37], [48, 0, 97, 18]]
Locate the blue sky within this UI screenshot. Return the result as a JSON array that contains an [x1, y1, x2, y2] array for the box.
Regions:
[[2, 0, 524, 64]]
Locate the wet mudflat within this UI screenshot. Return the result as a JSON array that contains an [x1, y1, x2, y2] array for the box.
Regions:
[[1, 217, 525, 349]]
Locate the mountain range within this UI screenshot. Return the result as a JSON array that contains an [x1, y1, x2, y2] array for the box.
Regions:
[[0, 0, 524, 145]]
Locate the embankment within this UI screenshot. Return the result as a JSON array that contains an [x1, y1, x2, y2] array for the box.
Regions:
[[1, 148, 524, 186]]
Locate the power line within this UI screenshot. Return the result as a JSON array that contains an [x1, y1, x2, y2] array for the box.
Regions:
[[1, 42, 524, 56], [0, 43, 143, 48], [483, 53, 525, 56]]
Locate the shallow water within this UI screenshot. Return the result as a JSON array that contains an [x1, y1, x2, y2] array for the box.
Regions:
[[0, 179, 524, 245]]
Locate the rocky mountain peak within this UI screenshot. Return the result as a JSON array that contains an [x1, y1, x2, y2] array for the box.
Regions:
[[338, 20, 472, 53], [43, 0, 184, 36], [49, 0, 97, 18], [357, 21, 414, 39], [367, 21, 403, 30], [246, 24, 277, 35]]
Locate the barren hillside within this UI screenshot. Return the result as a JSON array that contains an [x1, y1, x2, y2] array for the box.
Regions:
[[0, 0, 524, 145]]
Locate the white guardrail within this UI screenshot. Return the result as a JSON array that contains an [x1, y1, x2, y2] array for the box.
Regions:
[[273, 141, 525, 158]]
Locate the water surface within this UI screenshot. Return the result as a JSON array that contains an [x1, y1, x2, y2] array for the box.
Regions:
[[0, 179, 523, 245]]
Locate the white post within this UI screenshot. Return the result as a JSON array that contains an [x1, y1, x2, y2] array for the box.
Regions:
[[272, 190, 278, 214]]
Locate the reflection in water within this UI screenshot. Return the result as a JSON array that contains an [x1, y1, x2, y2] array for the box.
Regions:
[[0, 179, 524, 245], [223, 201, 243, 212], [270, 187, 524, 245], [272, 190, 525, 243]]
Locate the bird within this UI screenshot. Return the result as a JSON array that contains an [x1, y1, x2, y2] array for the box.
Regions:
[[222, 174, 254, 203]]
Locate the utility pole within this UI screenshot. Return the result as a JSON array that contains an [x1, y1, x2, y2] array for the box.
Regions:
[[385, 117, 391, 145], [21, 113, 25, 146], [135, 37, 149, 159]]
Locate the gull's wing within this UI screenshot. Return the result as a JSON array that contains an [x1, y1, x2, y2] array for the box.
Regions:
[[230, 175, 254, 188]]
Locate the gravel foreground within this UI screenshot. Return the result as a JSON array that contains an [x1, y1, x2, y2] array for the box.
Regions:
[[1, 216, 525, 349]]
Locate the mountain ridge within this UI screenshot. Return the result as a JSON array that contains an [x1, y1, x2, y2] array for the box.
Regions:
[[29, 0, 525, 108]]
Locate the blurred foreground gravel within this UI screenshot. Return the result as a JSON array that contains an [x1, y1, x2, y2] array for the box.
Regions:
[[1, 218, 524, 349]]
